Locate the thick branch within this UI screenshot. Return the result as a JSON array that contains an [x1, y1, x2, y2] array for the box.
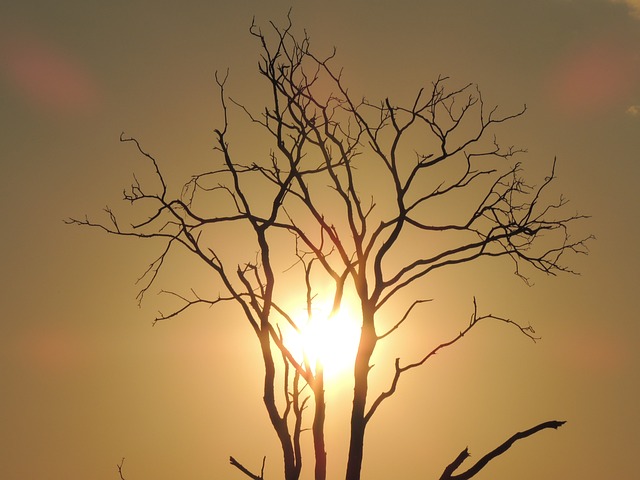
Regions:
[[440, 420, 566, 480], [230, 456, 266, 480]]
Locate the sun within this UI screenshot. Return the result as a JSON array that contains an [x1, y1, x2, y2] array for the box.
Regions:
[[286, 299, 361, 381]]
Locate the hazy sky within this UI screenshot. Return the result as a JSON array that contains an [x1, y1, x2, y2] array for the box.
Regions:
[[1, 1, 638, 479]]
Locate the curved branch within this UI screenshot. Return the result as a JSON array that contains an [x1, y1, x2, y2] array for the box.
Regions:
[[366, 298, 537, 423], [440, 420, 566, 480]]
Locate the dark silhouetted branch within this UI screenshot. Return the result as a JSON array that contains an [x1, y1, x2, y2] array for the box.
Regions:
[[366, 298, 538, 423], [117, 457, 127, 480], [230, 456, 266, 480], [439, 420, 566, 480]]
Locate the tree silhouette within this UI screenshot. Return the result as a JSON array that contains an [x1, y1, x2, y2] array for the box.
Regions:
[[69, 14, 591, 480]]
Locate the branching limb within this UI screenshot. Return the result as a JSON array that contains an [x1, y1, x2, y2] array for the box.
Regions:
[[120, 133, 167, 199], [439, 420, 566, 480], [152, 289, 239, 325], [377, 299, 432, 340], [230, 456, 266, 480], [366, 298, 537, 422], [116, 457, 126, 480]]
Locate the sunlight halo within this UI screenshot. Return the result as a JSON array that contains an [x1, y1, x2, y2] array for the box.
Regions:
[[284, 298, 361, 382]]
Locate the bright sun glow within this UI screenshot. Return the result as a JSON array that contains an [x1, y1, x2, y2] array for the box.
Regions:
[[286, 299, 361, 381]]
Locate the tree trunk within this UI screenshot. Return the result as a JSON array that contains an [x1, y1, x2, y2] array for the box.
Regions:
[[313, 367, 327, 480], [260, 330, 299, 480], [345, 305, 376, 480]]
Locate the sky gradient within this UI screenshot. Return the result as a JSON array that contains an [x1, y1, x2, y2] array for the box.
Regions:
[[1, 1, 639, 479]]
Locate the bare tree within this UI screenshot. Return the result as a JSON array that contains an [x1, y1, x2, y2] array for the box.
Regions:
[[68, 14, 591, 480]]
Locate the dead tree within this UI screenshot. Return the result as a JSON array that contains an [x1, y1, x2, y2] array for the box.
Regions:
[[68, 13, 591, 480]]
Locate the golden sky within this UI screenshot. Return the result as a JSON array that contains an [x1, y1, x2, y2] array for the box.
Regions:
[[0, 1, 638, 479]]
